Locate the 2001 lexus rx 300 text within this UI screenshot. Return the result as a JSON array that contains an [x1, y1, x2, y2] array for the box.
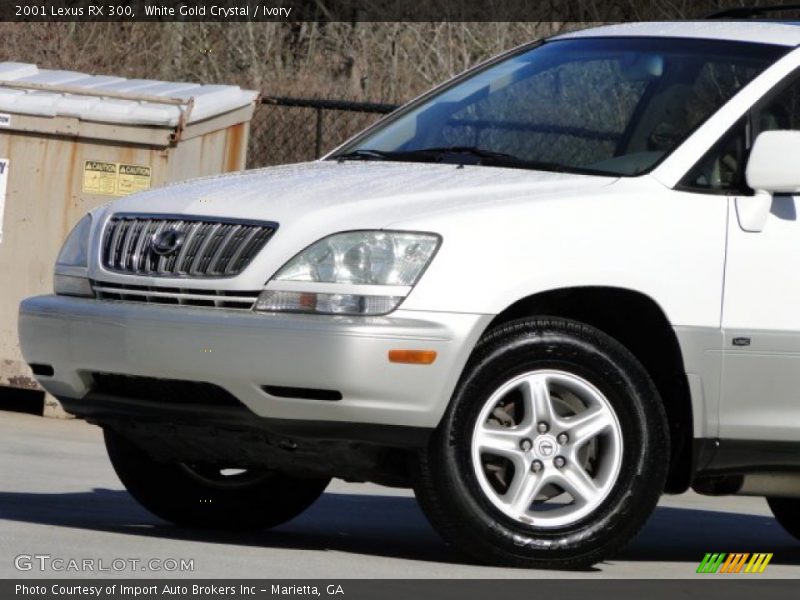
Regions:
[[18, 22, 800, 568]]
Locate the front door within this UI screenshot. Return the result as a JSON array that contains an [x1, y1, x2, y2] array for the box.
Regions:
[[721, 74, 800, 442]]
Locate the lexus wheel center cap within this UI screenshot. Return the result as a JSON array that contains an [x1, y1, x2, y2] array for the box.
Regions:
[[535, 435, 557, 458]]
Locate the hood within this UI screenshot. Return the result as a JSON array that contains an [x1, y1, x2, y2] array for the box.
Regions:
[[92, 161, 616, 289], [105, 160, 615, 229]]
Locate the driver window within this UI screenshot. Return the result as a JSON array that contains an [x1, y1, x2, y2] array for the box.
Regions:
[[758, 76, 800, 132], [680, 119, 748, 193], [682, 76, 800, 194]]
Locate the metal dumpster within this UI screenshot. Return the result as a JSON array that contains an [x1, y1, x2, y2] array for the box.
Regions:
[[0, 62, 258, 411]]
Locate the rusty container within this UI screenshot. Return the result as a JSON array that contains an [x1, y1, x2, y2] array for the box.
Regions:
[[0, 62, 258, 408]]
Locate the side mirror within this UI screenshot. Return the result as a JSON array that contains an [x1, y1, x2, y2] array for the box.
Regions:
[[746, 130, 800, 194], [738, 131, 800, 232]]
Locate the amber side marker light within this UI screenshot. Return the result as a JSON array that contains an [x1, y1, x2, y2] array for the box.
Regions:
[[388, 350, 438, 365]]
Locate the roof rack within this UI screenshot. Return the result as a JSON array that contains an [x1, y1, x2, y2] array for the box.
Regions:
[[705, 3, 800, 18]]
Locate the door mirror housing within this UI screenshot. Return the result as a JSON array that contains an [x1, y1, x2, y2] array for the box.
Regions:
[[746, 131, 800, 194], [737, 131, 800, 233], [735, 192, 773, 233]]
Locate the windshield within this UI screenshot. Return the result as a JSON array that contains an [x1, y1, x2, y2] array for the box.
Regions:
[[333, 38, 787, 176]]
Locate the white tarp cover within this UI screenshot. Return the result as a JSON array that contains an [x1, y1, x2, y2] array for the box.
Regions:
[[0, 62, 258, 127]]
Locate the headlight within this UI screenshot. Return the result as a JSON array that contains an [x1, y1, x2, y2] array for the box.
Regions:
[[255, 231, 440, 315], [273, 231, 439, 285], [53, 214, 93, 297], [56, 214, 92, 268]]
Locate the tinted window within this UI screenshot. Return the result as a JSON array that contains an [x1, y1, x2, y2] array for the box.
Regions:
[[336, 38, 786, 176], [759, 76, 800, 132], [438, 58, 648, 167], [681, 119, 749, 193], [682, 71, 800, 194]]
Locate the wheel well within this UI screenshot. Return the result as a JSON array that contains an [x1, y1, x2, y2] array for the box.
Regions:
[[488, 287, 692, 494]]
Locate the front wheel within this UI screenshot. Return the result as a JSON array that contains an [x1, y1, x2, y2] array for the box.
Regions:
[[105, 429, 330, 529], [767, 497, 800, 541], [414, 317, 669, 569]]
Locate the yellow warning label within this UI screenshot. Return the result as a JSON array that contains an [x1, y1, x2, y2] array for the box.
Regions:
[[118, 163, 152, 196], [82, 161, 152, 196], [82, 160, 118, 195]]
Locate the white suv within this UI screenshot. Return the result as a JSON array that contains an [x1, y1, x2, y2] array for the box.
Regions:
[[18, 21, 800, 568]]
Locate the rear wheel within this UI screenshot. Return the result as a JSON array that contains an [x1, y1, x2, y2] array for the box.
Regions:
[[767, 497, 800, 541], [105, 429, 329, 529], [414, 317, 669, 569]]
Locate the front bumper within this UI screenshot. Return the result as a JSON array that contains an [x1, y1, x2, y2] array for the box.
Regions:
[[18, 296, 490, 435]]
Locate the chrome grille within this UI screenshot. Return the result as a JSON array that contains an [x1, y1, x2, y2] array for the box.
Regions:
[[102, 214, 276, 278], [92, 281, 260, 310]]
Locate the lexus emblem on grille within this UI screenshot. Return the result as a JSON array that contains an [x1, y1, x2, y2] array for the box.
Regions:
[[151, 229, 186, 256]]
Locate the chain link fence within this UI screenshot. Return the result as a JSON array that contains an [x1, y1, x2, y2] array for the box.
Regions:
[[248, 97, 399, 168]]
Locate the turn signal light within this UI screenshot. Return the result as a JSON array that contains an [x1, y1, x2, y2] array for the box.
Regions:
[[388, 350, 437, 365]]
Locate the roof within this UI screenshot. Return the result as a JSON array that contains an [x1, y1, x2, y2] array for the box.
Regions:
[[553, 21, 800, 47], [0, 62, 258, 127]]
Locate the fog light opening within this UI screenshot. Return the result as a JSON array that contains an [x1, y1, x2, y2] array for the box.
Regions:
[[30, 363, 55, 377]]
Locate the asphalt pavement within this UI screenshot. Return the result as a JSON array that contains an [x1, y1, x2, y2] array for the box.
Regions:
[[1, 410, 799, 579]]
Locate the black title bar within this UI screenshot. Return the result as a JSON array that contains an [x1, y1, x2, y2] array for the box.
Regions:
[[5, 580, 800, 600], [3, 0, 800, 22]]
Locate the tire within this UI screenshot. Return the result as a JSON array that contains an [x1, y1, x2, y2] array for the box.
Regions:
[[414, 317, 669, 569], [767, 497, 800, 541], [105, 429, 329, 529]]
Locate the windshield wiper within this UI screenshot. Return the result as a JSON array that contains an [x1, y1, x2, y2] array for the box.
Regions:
[[335, 146, 519, 164], [416, 146, 579, 172], [334, 146, 615, 176], [407, 146, 523, 162], [335, 149, 398, 161]]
